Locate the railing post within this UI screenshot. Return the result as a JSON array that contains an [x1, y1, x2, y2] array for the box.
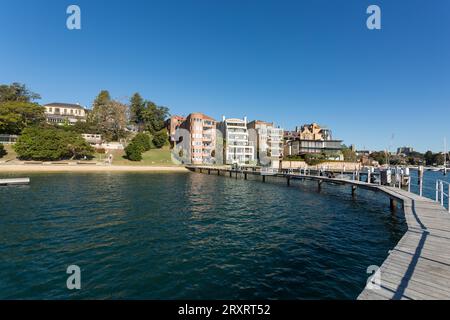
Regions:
[[419, 178, 423, 197], [436, 180, 439, 202], [448, 183, 450, 213], [441, 181, 444, 206]]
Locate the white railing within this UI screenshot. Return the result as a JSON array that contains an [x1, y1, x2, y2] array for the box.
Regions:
[[285, 167, 450, 213], [260, 167, 278, 175], [436, 180, 450, 213]]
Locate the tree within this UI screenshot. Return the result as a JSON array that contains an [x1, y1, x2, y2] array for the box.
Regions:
[[152, 130, 168, 148], [130, 93, 145, 130], [0, 83, 41, 103], [93, 90, 111, 109], [433, 153, 445, 166], [342, 148, 357, 162], [62, 131, 95, 160], [141, 101, 169, 134], [424, 151, 434, 165], [89, 91, 127, 141], [0, 101, 45, 134], [370, 151, 387, 165], [14, 127, 93, 160]]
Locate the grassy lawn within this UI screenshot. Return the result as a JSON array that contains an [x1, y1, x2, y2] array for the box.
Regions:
[[0, 144, 18, 162], [1, 144, 178, 166], [111, 145, 176, 166]]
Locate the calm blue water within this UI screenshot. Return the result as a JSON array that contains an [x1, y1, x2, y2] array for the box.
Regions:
[[0, 172, 407, 300]]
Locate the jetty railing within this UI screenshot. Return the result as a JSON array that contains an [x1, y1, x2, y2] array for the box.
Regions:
[[436, 180, 450, 212]]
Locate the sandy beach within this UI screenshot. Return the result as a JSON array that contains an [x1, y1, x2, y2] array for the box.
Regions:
[[0, 164, 189, 173]]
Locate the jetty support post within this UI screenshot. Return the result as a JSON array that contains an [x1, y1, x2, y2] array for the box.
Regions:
[[287, 176, 290, 186], [244, 172, 247, 180], [229, 171, 232, 178], [262, 175, 266, 183], [318, 179, 323, 192], [218, 169, 220, 176], [208, 169, 211, 175], [352, 185, 357, 197]]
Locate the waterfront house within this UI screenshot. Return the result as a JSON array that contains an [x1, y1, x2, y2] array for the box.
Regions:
[[167, 113, 217, 165], [43, 102, 88, 125], [284, 123, 343, 159], [218, 116, 255, 165], [181, 113, 217, 165], [247, 120, 283, 167]]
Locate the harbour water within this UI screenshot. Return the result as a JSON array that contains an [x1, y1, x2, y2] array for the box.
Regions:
[[0, 172, 409, 299]]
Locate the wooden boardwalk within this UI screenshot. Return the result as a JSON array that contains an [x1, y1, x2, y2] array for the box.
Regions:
[[186, 166, 450, 300]]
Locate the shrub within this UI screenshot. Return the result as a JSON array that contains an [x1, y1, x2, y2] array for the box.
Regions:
[[305, 154, 326, 166], [125, 141, 144, 161], [0, 144, 6, 158], [133, 133, 153, 151], [14, 127, 94, 160], [124, 133, 154, 161], [152, 130, 168, 149]]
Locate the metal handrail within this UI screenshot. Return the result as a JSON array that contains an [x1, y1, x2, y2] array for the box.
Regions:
[[287, 167, 450, 213], [436, 180, 450, 213]]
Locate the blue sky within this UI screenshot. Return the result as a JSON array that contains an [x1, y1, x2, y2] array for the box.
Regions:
[[1, 0, 449, 152]]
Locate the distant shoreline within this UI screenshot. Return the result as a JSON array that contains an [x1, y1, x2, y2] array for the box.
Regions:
[[0, 164, 189, 173]]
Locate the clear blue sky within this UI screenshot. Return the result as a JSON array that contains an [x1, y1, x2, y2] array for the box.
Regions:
[[1, 0, 449, 152]]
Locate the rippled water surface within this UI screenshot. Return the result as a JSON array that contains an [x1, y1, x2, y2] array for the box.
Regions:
[[0, 172, 406, 299]]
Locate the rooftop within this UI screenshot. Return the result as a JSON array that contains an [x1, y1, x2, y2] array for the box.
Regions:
[[43, 102, 87, 110]]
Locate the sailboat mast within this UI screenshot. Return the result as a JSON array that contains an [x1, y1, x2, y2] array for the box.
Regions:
[[444, 137, 448, 175]]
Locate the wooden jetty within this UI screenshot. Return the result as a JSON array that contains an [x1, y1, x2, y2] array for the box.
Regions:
[[186, 165, 450, 300], [0, 178, 30, 186]]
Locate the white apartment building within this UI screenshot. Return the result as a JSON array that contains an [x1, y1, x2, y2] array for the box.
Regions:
[[218, 116, 255, 165], [247, 120, 283, 166]]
